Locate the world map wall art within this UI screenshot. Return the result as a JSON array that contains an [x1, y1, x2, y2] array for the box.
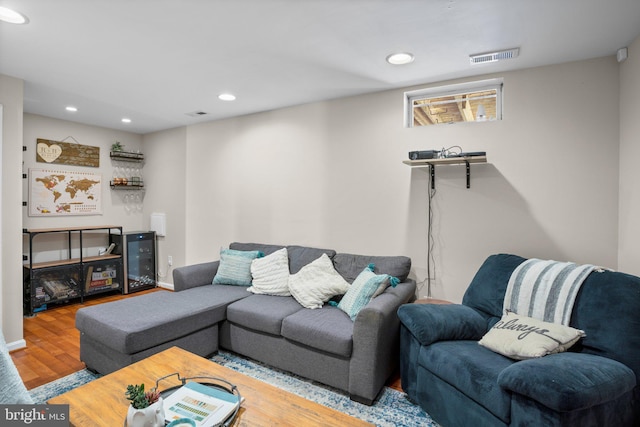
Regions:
[[29, 168, 102, 216]]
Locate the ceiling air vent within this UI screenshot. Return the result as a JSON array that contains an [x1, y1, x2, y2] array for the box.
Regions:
[[185, 111, 210, 117], [470, 48, 519, 65]]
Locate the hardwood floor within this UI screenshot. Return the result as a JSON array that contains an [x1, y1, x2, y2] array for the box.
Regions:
[[11, 288, 403, 392], [11, 289, 159, 390]]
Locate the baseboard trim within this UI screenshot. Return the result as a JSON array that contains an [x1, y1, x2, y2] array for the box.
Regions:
[[157, 281, 174, 291], [7, 338, 27, 352]]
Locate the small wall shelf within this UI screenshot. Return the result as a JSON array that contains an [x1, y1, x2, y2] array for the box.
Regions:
[[403, 155, 487, 189], [110, 151, 144, 162], [110, 180, 145, 189]]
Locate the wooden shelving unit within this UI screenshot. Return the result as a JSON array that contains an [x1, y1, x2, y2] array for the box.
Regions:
[[403, 155, 487, 189], [23, 225, 124, 316]]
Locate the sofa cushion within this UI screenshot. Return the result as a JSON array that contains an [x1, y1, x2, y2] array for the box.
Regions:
[[288, 253, 350, 309], [248, 248, 290, 296], [462, 253, 526, 320], [498, 352, 637, 412], [333, 253, 411, 283], [286, 245, 336, 274], [76, 286, 249, 354], [229, 243, 336, 275], [213, 248, 264, 286], [479, 312, 585, 360], [281, 305, 353, 357], [226, 295, 303, 335], [570, 269, 640, 383], [229, 242, 285, 256], [420, 340, 514, 423]]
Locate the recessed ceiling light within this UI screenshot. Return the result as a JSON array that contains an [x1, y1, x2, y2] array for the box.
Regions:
[[121, 118, 132, 124], [65, 106, 78, 112], [0, 6, 29, 24], [218, 93, 236, 101], [386, 52, 414, 65]]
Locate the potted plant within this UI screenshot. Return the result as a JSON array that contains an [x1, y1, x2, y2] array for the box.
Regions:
[[125, 384, 164, 427], [111, 141, 124, 152]]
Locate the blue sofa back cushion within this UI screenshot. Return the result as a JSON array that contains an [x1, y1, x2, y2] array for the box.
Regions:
[[462, 254, 526, 322], [462, 253, 640, 384]]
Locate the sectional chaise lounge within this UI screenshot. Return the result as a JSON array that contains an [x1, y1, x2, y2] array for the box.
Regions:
[[76, 242, 415, 404]]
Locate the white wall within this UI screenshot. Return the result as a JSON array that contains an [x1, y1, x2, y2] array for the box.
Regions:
[[142, 126, 187, 286], [22, 114, 145, 263], [172, 56, 620, 303], [0, 74, 25, 346], [618, 35, 640, 275], [4, 51, 633, 344]]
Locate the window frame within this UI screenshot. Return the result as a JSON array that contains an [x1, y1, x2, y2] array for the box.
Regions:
[[403, 78, 504, 128]]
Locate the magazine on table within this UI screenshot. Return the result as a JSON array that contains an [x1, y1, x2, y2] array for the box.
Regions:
[[163, 381, 240, 427]]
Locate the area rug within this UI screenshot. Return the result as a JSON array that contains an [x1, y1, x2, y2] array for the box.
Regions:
[[29, 351, 437, 426]]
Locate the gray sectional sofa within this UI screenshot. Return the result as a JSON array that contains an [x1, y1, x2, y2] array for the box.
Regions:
[[76, 242, 415, 404]]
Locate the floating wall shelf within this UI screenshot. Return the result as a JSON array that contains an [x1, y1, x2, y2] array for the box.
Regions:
[[403, 155, 487, 189]]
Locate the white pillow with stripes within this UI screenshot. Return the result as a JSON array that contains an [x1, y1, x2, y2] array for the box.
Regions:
[[288, 253, 350, 309], [248, 248, 291, 296]]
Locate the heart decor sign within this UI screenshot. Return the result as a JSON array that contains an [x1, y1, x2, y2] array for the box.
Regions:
[[35, 138, 100, 167], [37, 142, 63, 163]]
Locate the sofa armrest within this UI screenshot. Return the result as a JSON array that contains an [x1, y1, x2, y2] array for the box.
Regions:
[[397, 303, 486, 346], [172, 261, 220, 292], [498, 352, 636, 412], [349, 279, 416, 404]]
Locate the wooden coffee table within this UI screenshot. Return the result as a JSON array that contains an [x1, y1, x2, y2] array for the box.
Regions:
[[48, 346, 372, 426]]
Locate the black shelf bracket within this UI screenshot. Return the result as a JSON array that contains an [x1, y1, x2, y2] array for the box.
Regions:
[[405, 155, 486, 190], [428, 161, 474, 189], [430, 165, 435, 190]]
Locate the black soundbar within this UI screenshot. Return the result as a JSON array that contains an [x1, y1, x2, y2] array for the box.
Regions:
[[408, 150, 438, 160]]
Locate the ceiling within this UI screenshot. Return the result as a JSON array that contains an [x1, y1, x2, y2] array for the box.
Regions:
[[2, 0, 640, 135]]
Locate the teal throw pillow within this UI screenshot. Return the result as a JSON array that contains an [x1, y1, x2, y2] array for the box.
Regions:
[[335, 264, 399, 321], [213, 248, 264, 286]]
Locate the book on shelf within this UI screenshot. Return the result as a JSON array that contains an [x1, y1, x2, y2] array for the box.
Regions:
[[163, 381, 240, 427]]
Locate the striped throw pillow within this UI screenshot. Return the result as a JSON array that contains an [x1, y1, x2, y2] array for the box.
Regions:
[[213, 248, 264, 286], [336, 264, 399, 321]]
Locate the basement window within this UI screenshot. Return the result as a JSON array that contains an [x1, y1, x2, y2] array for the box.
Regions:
[[404, 78, 503, 127]]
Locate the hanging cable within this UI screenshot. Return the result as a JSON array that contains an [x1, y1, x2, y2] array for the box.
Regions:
[[426, 164, 437, 297]]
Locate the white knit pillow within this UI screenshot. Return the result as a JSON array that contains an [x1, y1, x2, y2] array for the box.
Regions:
[[288, 253, 350, 309], [248, 248, 291, 296]]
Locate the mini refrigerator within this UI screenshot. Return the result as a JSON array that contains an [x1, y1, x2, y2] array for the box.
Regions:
[[110, 231, 156, 294]]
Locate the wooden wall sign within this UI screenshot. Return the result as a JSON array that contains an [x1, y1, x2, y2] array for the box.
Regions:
[[36, 138, 100, 167]]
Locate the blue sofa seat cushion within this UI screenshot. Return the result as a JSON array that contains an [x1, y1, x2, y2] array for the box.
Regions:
[[76, 285, 249, 354], [281, 305, 354, 358], [420, 340, 515, 423], [397, 304, 487, 346], [226, 294, 303, 335], [498, 352, 637, 412]]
